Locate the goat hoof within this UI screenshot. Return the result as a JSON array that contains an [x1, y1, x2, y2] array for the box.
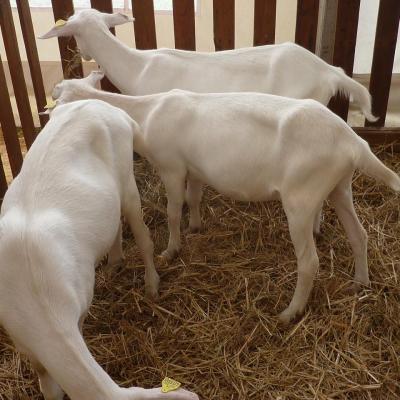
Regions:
[[347, 280, 370, 294], [278, 308, 303, 325], [185, 225, 202, 234], [103, 257, 124, 275], [159, 248, 179, 262], [145, 286, 159, 301]]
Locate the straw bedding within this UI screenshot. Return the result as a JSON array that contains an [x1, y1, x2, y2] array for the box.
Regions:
[[0, 146, 399, 400]]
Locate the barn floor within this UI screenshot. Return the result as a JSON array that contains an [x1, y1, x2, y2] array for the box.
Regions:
[[0, 149, 399, 400]]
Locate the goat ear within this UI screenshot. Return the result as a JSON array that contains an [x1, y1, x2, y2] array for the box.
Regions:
[[86, 71, 105, 86], [38, 20, 73, 39], [103, 12, 134, 28]]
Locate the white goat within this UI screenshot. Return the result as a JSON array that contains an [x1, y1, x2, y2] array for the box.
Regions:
[[53, 73, 400, 323], [0, 99, 198, 400], [39, 9, 377, 122]]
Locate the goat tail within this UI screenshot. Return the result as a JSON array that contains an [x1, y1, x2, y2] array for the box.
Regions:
[[357, 140, 400, 191], [334, 67, 378, 122]]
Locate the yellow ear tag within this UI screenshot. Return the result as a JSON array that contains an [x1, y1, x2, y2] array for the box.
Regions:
[[55, 19, 67, 28], [44, 99, 57, 109], [161, 377, 181, 393]]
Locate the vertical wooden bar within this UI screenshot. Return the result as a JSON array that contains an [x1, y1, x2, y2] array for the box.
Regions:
[[366, 0, 400, 127], [0, 155, 9, 199], [295, 0, 320, 52], [51, 0, 83, 79], [17, 0, 49, 127], [131, 0, 157, 49], [0, 0, 36, 148], [172, 0, 196, 50], [0, 53, 23, 178], [329, 0, 360, 121], [254, 0, 276, 46], [90, 0, 119, 92], [213, 0, 235, 50]]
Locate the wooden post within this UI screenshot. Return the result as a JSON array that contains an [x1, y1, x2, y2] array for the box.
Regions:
[[329, 0, 361, 121], [0, 155, 8, 199], [0, 52, 23, 178], [17, 0, 49, 127], [213, 0, 235, 51], [173, 0, 196, 50], [131, 0, 157, 49], [253, 0, 276, 46], [90, 0, 119, 92], [295, 0, 320, 52], [51, 0, 83, 79], [315, 0, 337, 63], [0, 0, 36, 148], [366, 0, 400, 127]]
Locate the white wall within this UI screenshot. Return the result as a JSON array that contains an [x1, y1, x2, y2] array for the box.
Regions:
[[354, 0, 400, 74], [0, 0, 297, 61]]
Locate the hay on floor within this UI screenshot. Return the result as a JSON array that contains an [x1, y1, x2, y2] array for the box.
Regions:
[[0, 146, 399, 400]]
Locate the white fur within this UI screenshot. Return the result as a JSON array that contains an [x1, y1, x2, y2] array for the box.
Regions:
[[39, 9, 377, 121], [0, 100, 198, 400], [54, 75, 400, 323]]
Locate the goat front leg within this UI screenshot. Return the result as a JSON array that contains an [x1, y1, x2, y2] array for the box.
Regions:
[[161, 172, 186, 261], [123, 177, 159, 299], [185, 179, 203, 233], [280, 198, 319, 324]]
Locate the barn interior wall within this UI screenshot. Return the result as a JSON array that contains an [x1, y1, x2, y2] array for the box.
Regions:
[[0, 0, 399, 128]]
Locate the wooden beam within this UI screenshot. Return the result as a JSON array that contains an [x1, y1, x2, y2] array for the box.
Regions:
[[51, 0, 83, 79], [90, 0, 119, 92], [0, 53, 23, 177], [354, 127, 400, 147], [213, 0, 235, 51], [295, 0, 320, 52], [254, 0, 276, 46], [131, 0, 157, 49], [173, 0, 196, 50], [366, 0, 400, 127], [329, 0, 360, 121], [0, 0, 36, 148], [17, 0, 49, 127]]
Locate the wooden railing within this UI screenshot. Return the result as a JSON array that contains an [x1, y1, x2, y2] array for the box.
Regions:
[[0, 0, 399, 200]]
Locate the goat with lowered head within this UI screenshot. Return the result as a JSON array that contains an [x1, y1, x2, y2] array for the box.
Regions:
[[39, 8, 377, 122], [52, 72, 400, 324], [0, 99, 198, 400]]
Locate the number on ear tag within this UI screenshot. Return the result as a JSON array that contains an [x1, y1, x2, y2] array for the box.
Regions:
[[55, 19, 67, 28], [44, 99, 57, 109], [161, 377, 181, 393]]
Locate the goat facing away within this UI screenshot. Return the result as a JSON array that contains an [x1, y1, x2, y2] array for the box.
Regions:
[[0, 100, 198, 400], [39, 8, 377, 122], [52, 73, 400, 324]]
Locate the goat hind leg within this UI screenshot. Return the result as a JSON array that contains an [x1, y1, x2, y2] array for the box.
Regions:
[[329, 177, 369, 289], [185, 179, 203, 233], [31, 359, 64, 400], [105, 221, 123, 273]]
